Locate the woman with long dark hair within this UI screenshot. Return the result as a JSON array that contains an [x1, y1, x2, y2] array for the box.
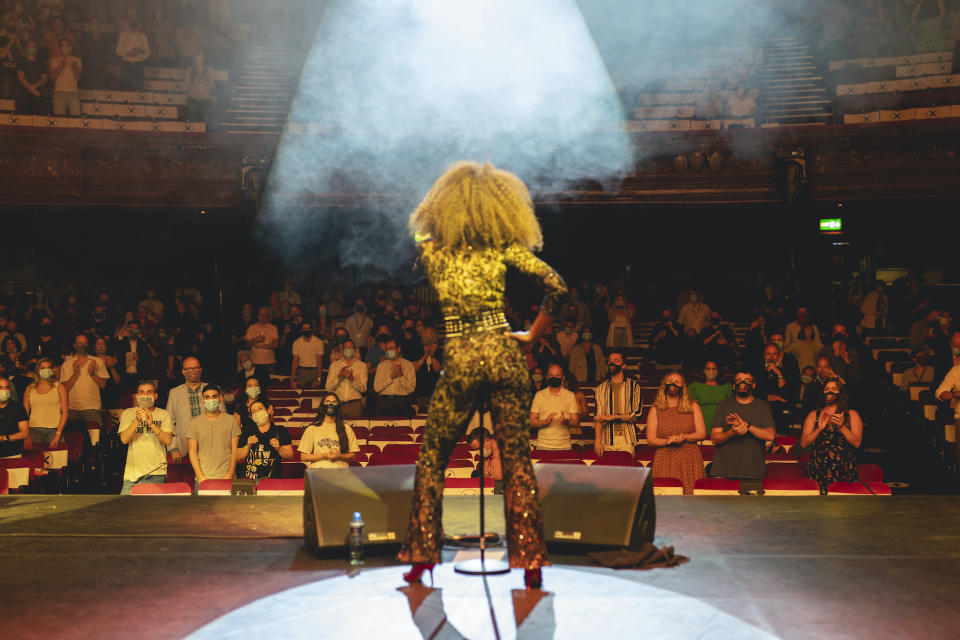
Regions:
[[296, 393, 358, 468], [398, 161, 567, 590], [801, 379, 863, 494], [234, 400, 294, 479]]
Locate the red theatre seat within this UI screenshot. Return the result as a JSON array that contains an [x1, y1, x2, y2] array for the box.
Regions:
[[634, 445, 656, 465], [536, 459, 585, 465], [764, 463, 806, 480], [827, 481, 872, 495], [530, 449, 579, 461], [857, 463, 883, 483], [762, 478, 820, 495], [198, 479, 233, 494], [653, 477, 683, 495], [594, 451, 637, 467], [256, 478, 304, 495], [865, 482, 892, 495], [382, 443, 421, 457], [281, 461, 306, 478], [130, 482, 192, 495], [368, 452, 418, 466]]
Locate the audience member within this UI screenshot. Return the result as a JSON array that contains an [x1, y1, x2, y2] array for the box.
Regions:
[[819, 323, 862, 387], [564, 288, 592, 328], [785, 322, 822, 372], [0, 376, 28, 459], [801, 380, 863, 494], [244, 307, 279, 383], [755, 341, 800, 431], [556, 318, 579, 360], [185, 51, 215, 124], [785, 307, 820, 348], [324, 339, 366, 416], [235, 377, 272, 423], [115, 19, 150, 90], [373, 339, 416, 416], [530, 364, 580, 450], [412, 338, 441, 403], [688, 360, 731, 437], [185, 384, 239, 486], [113, 321, 156, 387], [118, 381, 173, 494], [593, 352, 642, 455], [345, 300, 373, 354], [364, 325, 392, 367], [290, 321, 323, 389], [699, 311, 737, 367], [298, 393, 359, 468], [678, 289, 711, 335], [23, 358, 66, 447], [754, 283, 784, 321], [797, 365, 821, 416], [78, 17, 109, 89], [605, 293, 634, 348], [165, 356, 216, 463], [709, 371, 775, 490], [569, 327, 606, 384], [468, 427, 502, 494], [15, 38, 45, 114], [859, 280, 889, 335], [650, 309, 683, 366], [901, 348, 934, 392], [647, 372, 706, 494], [0, 23, 22, 100], [903, 275, 931, 347], [234, 399, 293, 480], [60, 334, 107, 426], [531, 329, 560, 371], [47, 35, 80, 115]]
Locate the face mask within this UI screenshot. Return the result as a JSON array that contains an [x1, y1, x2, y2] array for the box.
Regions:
[[343, 348, 355, 359], [665, 383, 681, 396], [564, 327, 574, 334], [129, 328, 139, 337], [832, 333, 845, 342], [96, 345, 107, 354], [385, 349, 397, 359], [376, 333, 389, 344], [608, 363, 622, 375], [688, 294, 698, 303], [301, 330, 312, 338], [62, 47, 72, 55], [324, 404, 338, 417], [242, 360, 254, 371], [245, 386, 260, 399], [546, 376, 562, 388], [318, 307, 328, 316], [75, 345, 88, 355], [582, 332, 592, 342], [26, 46, 37, 56], [355, 305, 365, 314], [335, 334, 347, 345], [734, 382, 752, 397], [39, 368, 54, 380], [204, 399, 220, 413], [823, 392, 838, 404], [711, 319, 720, 326], [801, 374, 814, 384], [403, 325, 414, 334], [531, 373, 543, 383], [136, 395, 155, 408], [252, 410, 269, 426], [704, 369, 718, 381], [953, 347, 960, 357], [0, 389, 9, 402]]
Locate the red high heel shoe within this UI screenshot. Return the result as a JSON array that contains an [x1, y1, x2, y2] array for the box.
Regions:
[[524, 568, 542, 590], [403, 563, 435, 586]]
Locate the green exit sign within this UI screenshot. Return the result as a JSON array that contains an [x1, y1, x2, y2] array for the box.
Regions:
[[819, 218, 843, 233]]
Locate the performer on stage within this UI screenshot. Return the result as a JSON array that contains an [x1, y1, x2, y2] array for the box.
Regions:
[[398, 161, 567, 590]]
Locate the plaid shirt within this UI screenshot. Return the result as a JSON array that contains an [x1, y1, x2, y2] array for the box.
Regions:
[[187, 385, 203, 418]]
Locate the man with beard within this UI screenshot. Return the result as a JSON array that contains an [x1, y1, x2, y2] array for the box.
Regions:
[[709, 371, 775, 492], [593, 352, 642, 456]]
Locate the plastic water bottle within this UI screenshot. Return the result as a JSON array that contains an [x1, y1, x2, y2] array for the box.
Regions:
[[349, 511, 364, 565]]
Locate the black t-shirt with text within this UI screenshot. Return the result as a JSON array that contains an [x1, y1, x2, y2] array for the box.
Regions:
[[238, 419, 291, 480]]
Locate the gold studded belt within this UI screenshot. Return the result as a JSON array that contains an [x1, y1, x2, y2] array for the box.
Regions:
[[444, 310, 509, 338]]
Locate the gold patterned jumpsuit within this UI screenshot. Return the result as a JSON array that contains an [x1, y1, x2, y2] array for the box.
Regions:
[[398, 241, 567, 569]]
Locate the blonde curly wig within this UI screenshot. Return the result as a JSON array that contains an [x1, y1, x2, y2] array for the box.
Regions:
[[409, 161, 543, 251]]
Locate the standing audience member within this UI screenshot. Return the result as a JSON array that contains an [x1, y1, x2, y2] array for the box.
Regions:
[[678, 289, 711, 334], [0, 24, 23, 101], [413, 338, 441, 404], [859, 280, 888, 335], [345, 300, 374, 355], [115, 20, 150, 90], [786, 323, 822, 372], [185, 51, 215, 124], [529, 364, 580, 450], [710, 371, 776, 491], [290, 321, 323, 389], [234, 377, 272, 424], [185, 384, 239, 486], [688, 361, 731, 438], [59, 334, 107, 426], [568, 327, 606, 384], [324, 339, 367, 416], [118, 382, 173, 494], [244, 307, 279, 384], [605, 293, 634, 348], [48, 36, 81, 115], [556, 319, 579, 360], [650, 309, 683, 367], [699, 311, 737, 368], [755, 341, 800, 431], [0, 376, 28, 458], [900, 348, 934, 392], [298, 394, 359, 468], [373, 339, 416, 416], [785, 307, 821, 349], [593, 352, 642, 455], [23, 358, 67, 447], [647, 372, 706, 494], [165, 356, 215, 463], [234, 400, 293, 480], [801, 380, 862, 494], [936, 361, 960, 487], [15, 38, 45, 114], [78, 17, 109, 89], [797, 365, 821, 416], [468, 427, 503, 493]]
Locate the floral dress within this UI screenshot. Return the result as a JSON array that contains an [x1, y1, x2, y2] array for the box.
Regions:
[[806, 409, 858, 491]]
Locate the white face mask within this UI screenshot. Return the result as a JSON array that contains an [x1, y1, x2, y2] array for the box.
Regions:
[[245, 386, 261, 398], [39, 368, 54, 380], [252, 410, 269, 426], [0, 389, 9, 402]]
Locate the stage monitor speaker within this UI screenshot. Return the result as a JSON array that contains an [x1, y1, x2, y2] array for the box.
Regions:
[[303, 465, 416, 556], [534, 464, 655, 550]]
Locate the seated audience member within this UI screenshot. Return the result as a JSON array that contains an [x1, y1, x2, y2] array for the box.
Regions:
[[235, 399, 293, 480], [530, 364, 580, 450], [647, 372, 706, 495], [323, 339, 367, 416], [797, 365, 821, 416], [688, 361, 732, 438], [374, 339, 416, 416], [290, 321, 324, 389], [605, 293, 634, 348], [118, 381, 173, 494], [699, 311, 737, 368], [185, 385, 240, 486], [0, 336, 28, 397], [755, 341, 800, 431], [468, 427, 503, 494], [900, 348, 934, 392], [744, 313, 770, 363], [754, 283, 784, 321], [678, 289, 711, 334], [298, 394, 359, 468], [48, 36, 81, 116], [60, 334, 108, 426], [0, 376, 28, 458], [23, 358, 67, 447], [556, 318, 579, 360], [784, 307, 821, 349], [649, 309, 683, 366], [710, 371, 775, 489], [15, 39, 46, 115], [569, 327, 606, 384], [801, 380, 863, 494], [593, 352, 642, 456], [818, 322, 862, 386]]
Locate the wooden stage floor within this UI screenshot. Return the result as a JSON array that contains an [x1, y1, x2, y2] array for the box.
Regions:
[[1, 495, 959, 639]]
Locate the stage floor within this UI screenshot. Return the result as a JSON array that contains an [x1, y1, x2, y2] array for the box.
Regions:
[[2, 495, 959, 639]]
